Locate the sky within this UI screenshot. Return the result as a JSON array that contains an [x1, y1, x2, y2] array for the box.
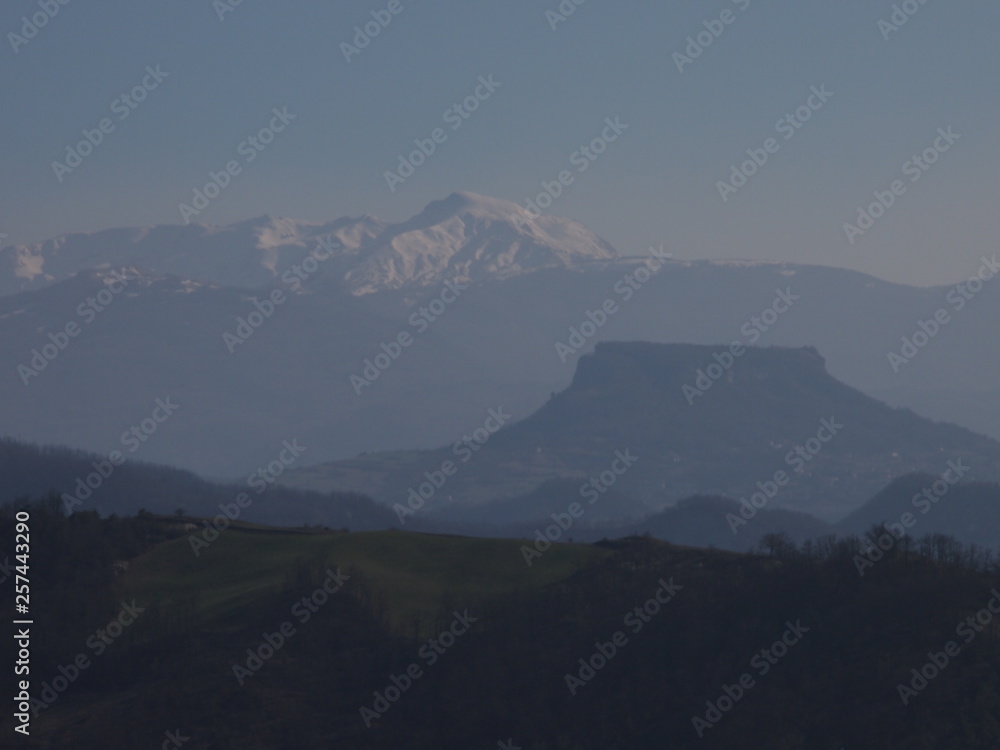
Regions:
[[1, 0, 998, 287]]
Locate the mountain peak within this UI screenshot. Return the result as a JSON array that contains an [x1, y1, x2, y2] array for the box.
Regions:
[[341, 192, 619, 293], [435, 190, 513, 212], [396, 191, 537, 234]]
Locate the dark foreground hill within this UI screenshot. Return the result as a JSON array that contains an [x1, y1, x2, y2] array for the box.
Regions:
[[4, 499, 1000, 750], [282, 342, 1000, 521]]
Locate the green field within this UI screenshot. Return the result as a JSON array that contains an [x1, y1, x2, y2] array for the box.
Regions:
[[120, 525, 608, 633]]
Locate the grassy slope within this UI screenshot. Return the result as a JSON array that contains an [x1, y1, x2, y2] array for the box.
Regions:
[[120, 526, 608, 633]]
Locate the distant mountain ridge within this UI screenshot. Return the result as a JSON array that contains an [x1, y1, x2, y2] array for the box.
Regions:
[[0, 437, 395, 529], [0, 192, 618, 296], [6, 431, 996, 555]]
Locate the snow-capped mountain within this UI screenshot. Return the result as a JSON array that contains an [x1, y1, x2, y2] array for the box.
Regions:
[[0, 192, 618, 297], [0, 215, 382, 296], [342, 192, 618, 294]]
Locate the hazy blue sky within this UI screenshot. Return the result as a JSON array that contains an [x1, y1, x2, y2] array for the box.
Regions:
[[2, 0, 997, 286]]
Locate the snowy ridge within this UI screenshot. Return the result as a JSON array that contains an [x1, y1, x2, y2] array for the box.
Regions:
[[0, 192, 618, 297]]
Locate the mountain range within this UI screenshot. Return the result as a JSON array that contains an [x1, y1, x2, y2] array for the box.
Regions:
[[2, 191, 998, 486], [0, 192, 615, 296]]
